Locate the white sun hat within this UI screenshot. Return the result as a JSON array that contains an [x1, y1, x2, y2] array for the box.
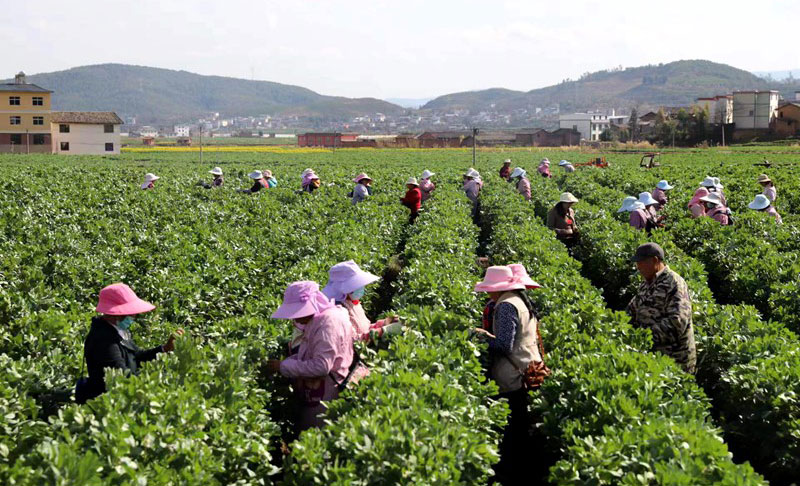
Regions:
[[748, 194, 771, 210], [421, 170, 435, 179], [559, 192, 579, 204], [248, 170, 264, 179], [504, 158, 512, 164], [144, 173, 160, 183], [209, 167, 223, 176], [639, 191, 658, 206], [465, 168, 480, 179], [713, 177, 724, 189], [618, 196, 638, 213], [510, 167, 527, 179], [700, 192, 723, 206], [700, 176, 717, 188], [656, 180, 673, 190], [406, 177, 419, 186], [557, 160, 569, 166]]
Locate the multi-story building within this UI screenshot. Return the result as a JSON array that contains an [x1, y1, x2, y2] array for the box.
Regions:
[[697, 95, 734, 124], [51, 112, 123, 155], [174, 125, 191, 137], [0, 72, 53, 153], [559, 112, 629, 142], [732, 90, 781, 129]]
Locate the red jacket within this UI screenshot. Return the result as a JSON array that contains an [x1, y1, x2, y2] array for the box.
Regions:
[[401, 187, 422, 213]]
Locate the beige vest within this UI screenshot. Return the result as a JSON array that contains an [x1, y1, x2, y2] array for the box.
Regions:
[[490, 292, 541, 393]]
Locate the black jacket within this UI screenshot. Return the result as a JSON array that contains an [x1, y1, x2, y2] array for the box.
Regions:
[[80, 317, 162, 402]]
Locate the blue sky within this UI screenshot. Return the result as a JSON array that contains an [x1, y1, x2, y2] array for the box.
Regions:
[[4, 0, 797, 99]]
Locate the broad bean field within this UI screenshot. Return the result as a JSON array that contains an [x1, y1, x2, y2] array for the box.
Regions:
[[1, 147, 799, 485]]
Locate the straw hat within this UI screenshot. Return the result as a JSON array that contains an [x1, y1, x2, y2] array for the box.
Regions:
[[143, 173, 160, 183], [510, 167, 527, 179], [353, 173, 371, 183], [96, 283, 155, 316], [559, 192, 579, 204], [757, 174, 771, 184], [421, 170, 435, 179], [474, 266, 526, 293], [503, 159, 512, 165], [209, 167, 223, 176], [638, 192, 658, 206], [248, 170, 263, 179], [263, 170, 273, 178], [405, 177, 419, 186], [748, 194, 771, 210], [656, 180, 673, 190]]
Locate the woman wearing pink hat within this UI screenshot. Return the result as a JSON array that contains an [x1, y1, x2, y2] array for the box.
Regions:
[[265, 281, 356, 431], [301, 169, 321, 193], [322, 261, 401, 343], [77, 283, 183, 404], [351, 173, 372, 205], [687, 187, 709, 219], [473, 265, 546, 483]]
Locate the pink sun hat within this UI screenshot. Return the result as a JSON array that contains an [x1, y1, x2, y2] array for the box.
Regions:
[[353, 173, 372, 183], [272, 281, 335, 320], [474, 266, 526, 293], [96, 283, 156, 316], [322, 261, 381, 302], [508, 263, 542, 289]]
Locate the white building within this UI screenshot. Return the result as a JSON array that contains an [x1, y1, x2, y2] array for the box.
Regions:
[[51, 112, 123, 155], [174, 125, 191, 137], [732, 90, 781, 129], [559, 112, 629, 141], [139, 126, 158, 137], [697, 96, 734, 125]]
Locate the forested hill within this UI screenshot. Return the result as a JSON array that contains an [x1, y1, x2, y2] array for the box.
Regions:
[[6, 64, 404, 124]]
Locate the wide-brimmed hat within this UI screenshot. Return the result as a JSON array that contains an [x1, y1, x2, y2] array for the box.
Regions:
[[700, 193, 723, 206], [748, 194, 771, 210], [474, 266, 526, 293], [558, 160, 569, 166], [559, 192, 579, 204], [639, 191, 658, 206], [96, 283, 155, 316], [540, 158, 550, 166], [405, 177, 419, 186], [503, 159, 512, 165], [618, 196, 638, 213], [144, 173, 160, 183], [510, 167, 527, 179], [700, 176, 717, 188], [465, 168, 480, 179], [301, 168, 315, 178], [713, 177, 724, 189], [322, 261, 381, 302], [508, 263, 542, 289], [209, 167, 223, 176], [248, 170, 263, 179], [353, 173, 371, 183], [272, 281, 335, 319], [688, 187, 710, 208], [757, 174, 771, 184], [421, 170, 435, 179], [263, 170, 273, 178], [656, 180, 673, 190]]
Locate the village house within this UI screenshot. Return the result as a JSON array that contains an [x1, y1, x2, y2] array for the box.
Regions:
[[416, 131, 470, 148], [774, 101, 800, 138], [558, 112, 628, 142], [51, 112, 124, 154], [0, 72, 53, 153], [516, 128, 581, 147], [298, 132, 359, 147]]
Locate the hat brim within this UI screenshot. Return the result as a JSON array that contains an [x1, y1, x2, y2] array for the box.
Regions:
[[474, 281, 526, 293], [271, 301, 318, 320], [96, 299, 155, 316], [249, 174, 262, 179], [749, 201, 770, 210], [631, 253, 661, 263]]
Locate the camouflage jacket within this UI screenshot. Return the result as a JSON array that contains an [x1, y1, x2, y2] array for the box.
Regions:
[[626, 266, 697, 373]]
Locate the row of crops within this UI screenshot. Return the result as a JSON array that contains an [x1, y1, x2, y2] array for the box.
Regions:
[[0, 148, 798, 484]]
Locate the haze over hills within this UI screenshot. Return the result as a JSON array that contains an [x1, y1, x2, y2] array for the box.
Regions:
[[424, 60, 800, 114], [4, 64, 404, 124]]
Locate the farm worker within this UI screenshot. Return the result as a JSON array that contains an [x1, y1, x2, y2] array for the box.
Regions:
[[419, 170, 436, 202], [351, 173, 372, 205], [200, 167, 224, 189], [652, 180, 673, 209], [509, 167, 531, 201], [265, 281, 355, 432], [400, 177, 422, 223], [322, 260, 402, 343], [537, 158, 552, 178], [302, 172, 321, 193], [687, 187, 710, 219], [499, 159, 512, 180], [627, 243, 696, 373], [639, 191, 663, 225], [240, 170, 268, 193], [700, 176, 727, 206], [472, 265, 547, 483], [558, 160, 575, 173], [262, 170, 277, 188], [463, 168, 482, 203], [619, 196, 650, 231], [77, 283, 184, 404], [547, 192, 580, 248], [700, 193, 731, 225], [757, 174, 777, 202], [140, 173, 159, 190], [748, 194, 782, 224]]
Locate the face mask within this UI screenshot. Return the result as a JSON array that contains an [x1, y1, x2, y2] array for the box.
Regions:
[[118, 316, 135, 331], [350, 287, 366, 300]]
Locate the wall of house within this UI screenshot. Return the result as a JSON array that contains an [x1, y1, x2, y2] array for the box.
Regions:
[[733, 92, 779, 129], [558, 119, 591, 141], [0, 92, 51, 133], [50, 123, 121, 155], [0, 133, 52, 153]]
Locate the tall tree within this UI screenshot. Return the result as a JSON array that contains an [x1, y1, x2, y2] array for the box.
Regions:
[[628, 108, 640, 142]]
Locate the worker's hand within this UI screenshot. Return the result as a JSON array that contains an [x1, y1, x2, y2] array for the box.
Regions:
[[163, 329, 185, 352], [562, 228, 573, 236], [472, 328, 495, 340], [265, 359, 282, 375]]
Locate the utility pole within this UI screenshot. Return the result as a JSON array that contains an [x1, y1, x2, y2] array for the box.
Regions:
[[472, 127, 478, 166], [26, 130, 30, 154], [199, 126, 203, 165]]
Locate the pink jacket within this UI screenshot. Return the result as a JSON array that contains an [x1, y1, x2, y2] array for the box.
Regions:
[[538, 165, 551, 178], [516, 177, 531, 201], [280, 306, 353, 382], [690, 204, 705, 219], [630, 209, 649, 230], [707, 207, 729, 225], [419, 179, 435, 201], [763, 186, 777, 202], [342, 299, 386, 342]]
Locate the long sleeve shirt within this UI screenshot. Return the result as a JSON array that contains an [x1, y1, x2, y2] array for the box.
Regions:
[[763, 186, 777, 202], [463, 179, 481, 203], [629, 209, 650, 230], [707, 207, 729, 225], [689, 204, 705, 219], [280, 307, 353, 382], [516, 177, 531, 201], [546, 206, 577, 237], [499, 166, 511, 179], [401, 187, 422, 213], [419, 179, 435, 201], [351, 183, 369, 205], [652, 188, 667, 208], [486, 302, 519, 355]]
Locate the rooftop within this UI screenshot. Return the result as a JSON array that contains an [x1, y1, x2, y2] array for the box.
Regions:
[[0, 83, 52, 93], [51, 112, 124, 124]]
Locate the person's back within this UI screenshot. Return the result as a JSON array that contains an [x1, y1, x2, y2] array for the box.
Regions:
[[707, 206, 729, 225], [516, 177, 531, 201], [463, 179, 480, 202], [352, 183, 369, 205], [629, 208, 649, 230], [419, 179, 435, 201]]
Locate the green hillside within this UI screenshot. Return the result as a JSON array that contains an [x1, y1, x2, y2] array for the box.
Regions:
[[7, 64, 403, 123]]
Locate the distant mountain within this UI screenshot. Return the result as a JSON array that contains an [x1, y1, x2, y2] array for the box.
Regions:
[[423, 60, 799, 114], [384, 97, 434, 109], [753, 69, 800, 81], [5, 64, 404, 124]]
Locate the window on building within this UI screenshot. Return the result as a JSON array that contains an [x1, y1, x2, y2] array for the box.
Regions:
[[59, 124, 70, 133], [33, 134, 45, 145], [105, 142, 114, 152], [104, 124, 114, 133], [60, 142, 69, 151], [10, 134, 22, 145], [10, 116, 21, 125], [33, 116, 44, 126], [749, 110, 754, 116], [9, 96, 20, 106], [32, 97, 43, 106], [573, 125, 578, 131]]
